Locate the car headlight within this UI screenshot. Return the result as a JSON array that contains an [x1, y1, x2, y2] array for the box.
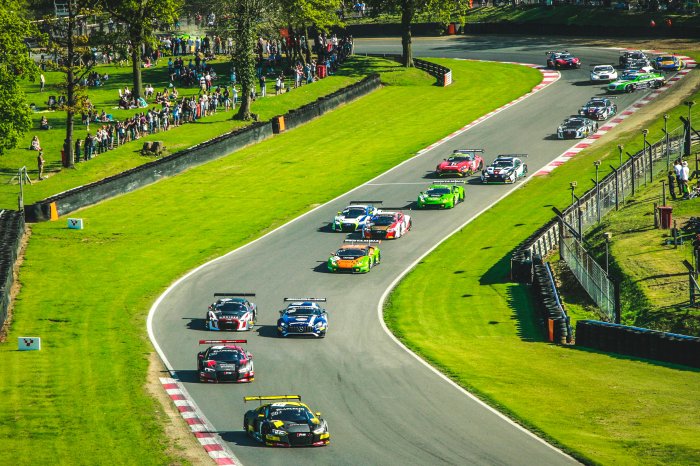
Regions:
[[313, 426, 325, 434], [279, 321, 288, 327], [271, 429, 287, 436], [239, 362, 251, 372], [418, 194, 425, 201], [204, 367, 216, 373]]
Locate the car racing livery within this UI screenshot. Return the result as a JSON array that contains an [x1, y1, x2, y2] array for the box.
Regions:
[[654, 55, 684, 71], [578, 97, 618, 121], [206, 293, 257, 331], [546, 50, 581, 69], [589, 64, 618, 83], [435, 149, 484, 177], [607, 71, 665, 93], [243, 395, 330, 447], [197, 340, 254, 383], [327, 240, 381, 273], [362, 210, 412, 239], [277, 298, 328, 337], [481, 155, 528, 183], [557, 116, 598, 139], [331, 201, 380, 232], [619, 50, 651, 69], [416, 181, 465, 209]]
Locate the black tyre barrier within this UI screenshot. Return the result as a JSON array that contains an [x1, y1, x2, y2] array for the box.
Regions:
[[461, 21, 700, 39], [530, 261, 572, 344], [576, 320, 700, 368], [510, 249, 533, 284], [0, 209, 25, 331]]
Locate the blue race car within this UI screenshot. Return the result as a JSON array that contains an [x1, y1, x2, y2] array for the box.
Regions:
[[654, 55, 684, 72], [331, 201, 380, 232], [277, 298, 328, 338]]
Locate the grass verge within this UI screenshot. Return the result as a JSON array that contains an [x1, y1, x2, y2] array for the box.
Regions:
[[0, 58, 541, 463]]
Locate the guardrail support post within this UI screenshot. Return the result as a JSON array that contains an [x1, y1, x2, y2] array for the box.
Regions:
[[610, 165, 619, 210]]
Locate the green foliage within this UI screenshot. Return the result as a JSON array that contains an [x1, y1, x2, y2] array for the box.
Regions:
[[0, 74, 33, 155]]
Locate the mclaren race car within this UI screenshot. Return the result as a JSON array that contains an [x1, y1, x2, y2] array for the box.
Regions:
[[331, 201, 380, 232], [206, 293, 257, 331], [277, 298, 328, 337], [481, 155, 528, 183], [328, 240, 381, 273], [434, 149, 484, 177], [197, 340, 254, 383], [416, 181, 465, 209], [557, 116, 598, 139], [362, 210, 412, 239]]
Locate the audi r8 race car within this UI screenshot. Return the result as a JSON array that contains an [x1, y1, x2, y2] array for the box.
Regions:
[[546, 51, 581, 69], [331, 202, 380, 232], [589, 64, 618, 83], [619, 50, 651, 69], [481, 155, 527, 183], [327, 240, 381, 273], [578, 97, 618, 121], [654, 55, 684, 71], [277, 298, 328, 337], [557, 116, 598, 139], [434, 149, 484, 177], [197, 340, 254, 383], [416, 181, 465, 209], [607, 71, 665, 93], [206, 293, 257, 331], [362, 210, 411, 239], [243, 395, 330, 447]]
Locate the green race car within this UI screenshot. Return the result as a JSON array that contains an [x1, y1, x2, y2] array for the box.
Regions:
[[607, 72, 665, 93], [327, 240, 381, 273], [416, 182, 465, 209]]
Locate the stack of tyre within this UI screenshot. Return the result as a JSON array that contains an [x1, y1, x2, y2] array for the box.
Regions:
[[531, 260, 572, 344], [0, 209, 25, 329]]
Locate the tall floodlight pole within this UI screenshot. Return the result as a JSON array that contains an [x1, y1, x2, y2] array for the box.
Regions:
[[594, 160, 601, 223]]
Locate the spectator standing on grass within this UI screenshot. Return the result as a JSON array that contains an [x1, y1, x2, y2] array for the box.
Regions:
[[85, 132, 93, 159], [668, 170, 676, 200], [40, 73, 45, 92], [259, 74, 266, 97], [37, 152, 45, 180], [74, 138, 82, 163], [681, 161, 690, 199], [674, 159, 683, 197]]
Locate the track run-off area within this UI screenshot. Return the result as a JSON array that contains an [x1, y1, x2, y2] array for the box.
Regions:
[[150, 37, 694, 465]]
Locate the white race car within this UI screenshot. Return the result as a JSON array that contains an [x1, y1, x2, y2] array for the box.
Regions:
[[590, 64, 618, 82], [331, 201, 380, 232], [206, 293, 257, 331]]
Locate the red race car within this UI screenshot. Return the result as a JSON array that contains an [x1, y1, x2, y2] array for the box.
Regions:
[[362, 210, 412, 239], [435, 149, 484, 177], [546, 50, 581, 69], [197, 340, 254, 383]]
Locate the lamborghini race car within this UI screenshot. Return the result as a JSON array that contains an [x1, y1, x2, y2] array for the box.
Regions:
[[434, 149, 484, 177], [197, 339, 254, 383], [331, 202, 380, 232], [557, 116, 598, 139], [327, 240, 381, 273], [416, 181, 465, 209], [546, 50, 581, 69], [206, 293, 257, 331], [362, 210, 411, 239], [481, 155, 527, 183], [589, 64, 618, 83], [578, 97, 618, 121], [654, 55, 684, 71], [607, 71, 665, 93], [243, 395, 330, 447], [277, 298, 328, 337], [619, 50, 651, 69]]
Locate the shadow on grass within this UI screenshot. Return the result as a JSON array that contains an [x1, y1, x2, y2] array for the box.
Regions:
[[562, 344, 700, 372], [506, 283, 546, 343], [479, 251, 511, 285]]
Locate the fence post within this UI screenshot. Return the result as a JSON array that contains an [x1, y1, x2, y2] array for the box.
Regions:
[[614, 278, 621, 324], [610, 165, 619, 210], [630, 155, 636, 196]]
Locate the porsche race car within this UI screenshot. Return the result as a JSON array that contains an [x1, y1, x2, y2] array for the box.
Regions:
[[578, 97, 617, 121], [416, 181, 465, 209], [557, 116, 598, 139], [434, 149, 484, 177], [654, 55, 684, 71], [328, 240, 381, 273], [206, 293, 257, 331], [546, 51, 581, 69], [362, 210, 411, 239], [331, 202, 380, 232], [607, 71, 665, 93], [277, 298, 328, 337], [589, 64, 618, 83], [481, 155, 527, 183], [197, 339, 254, 383], [243, 395, 330, 447]]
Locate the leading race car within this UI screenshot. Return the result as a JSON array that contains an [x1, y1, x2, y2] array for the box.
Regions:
[[481, 155, 527, 183], [277, 298, 328, 337], [619, 50, 651, 69], [327, 240, 381, 273], [197, 339, 254, 383], [416, 181, 465, 209], [206, 293, 257, 331], [434, 149, 484, 177], [578, 97, 618, 121], [243, 395, 330, 447], [557, 116, 598, 139], [331, 201, 380, 232], [546, 50, 581, 69], [362, 210, 411, 239], [654, 55, 684, 72], [589, 64, 618, 83], [607, 71, 665, 93]]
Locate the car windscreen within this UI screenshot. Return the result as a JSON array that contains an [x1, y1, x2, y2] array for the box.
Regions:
[[660, 56, 674, 61], [563, 120, 583, 128], [208, 349, 242, 362], [594, 66, 613, 73], [372, 216, 395, 226], [342, 207, 366, 218], [426, 188, 450, 195], [336, 248, 366, 258], [587, 101, 605, 107], [269, 407, 311, 423], [447, 156, 471, 162], [218, 302, 246, 315], [493, 160, 513, 168], [286, 307, 319, 316]]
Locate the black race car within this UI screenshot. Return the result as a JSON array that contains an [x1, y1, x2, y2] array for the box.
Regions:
[[557, 116, 598, 139], [619, 50, 651, 70], [243, 395, 331, 447], [197, 340, 254, 383], [480, 155, 528, 183], [578, 97, 618, 121], [206, 292, 257, 331]]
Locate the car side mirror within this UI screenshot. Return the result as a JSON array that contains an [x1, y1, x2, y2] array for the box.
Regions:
[[315, 412, 322, 417], [337, 211, 341, 215], [258, 414, 265, 418]]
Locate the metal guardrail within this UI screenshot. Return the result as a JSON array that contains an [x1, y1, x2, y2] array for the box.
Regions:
[[362, 53, 452, 86]]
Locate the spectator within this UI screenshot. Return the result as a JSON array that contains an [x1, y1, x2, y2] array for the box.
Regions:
[[37, 151, 45, 180], [74, 138, 82, 163], [40, 73, 45, 92], [40, 116, 50, 130], [680, 161, 690, 199], [30, 135, 42, 151], [673, 159, 683, 197], [667, 170, 676, 200], [259, 75, 266, 97], [85, 133, 94, 159]]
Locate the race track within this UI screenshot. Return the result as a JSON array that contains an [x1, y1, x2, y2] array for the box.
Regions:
[[151, 37, 666, 465]]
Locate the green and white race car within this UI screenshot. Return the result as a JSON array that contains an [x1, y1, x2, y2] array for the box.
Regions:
[[607, 71, 665, 93], [416, 181, 465, 209]]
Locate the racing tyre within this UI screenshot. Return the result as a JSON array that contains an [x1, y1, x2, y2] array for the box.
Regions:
[[244, 419, 253, 438], [652, 80, 662, 89], [625, 84, 634, 93], [319, 331, 326, 339], [407, 219, 412, 231], [478, 160, 484, 170], [376, 252, 381, 264]]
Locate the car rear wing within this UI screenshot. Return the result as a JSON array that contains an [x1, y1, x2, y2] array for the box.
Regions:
[[452, 149, 484, 154], [497, 154, 528, 158], [244, 395, 301, 404], [432, 180, 465, 184], [283, 297, 327, 302], [214, 292, 256, 297], [349, 200, 382, 205], [545, 50, 567, 55], [199, 339, 247, 345], [343, 239, 381, 243], [589, 64, 614, 67]]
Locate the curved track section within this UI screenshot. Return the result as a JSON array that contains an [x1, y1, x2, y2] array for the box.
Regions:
[[151, 38, 676, 465]]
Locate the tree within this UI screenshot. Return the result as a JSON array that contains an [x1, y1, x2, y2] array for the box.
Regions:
[[101, 0, 181, 100], [0, 1, 41, 155], [274, 0, 342, 65]]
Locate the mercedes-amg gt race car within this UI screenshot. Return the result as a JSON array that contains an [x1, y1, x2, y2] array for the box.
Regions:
[[327, 240, 381, 273], [331, 202, 380, 232], [362, 210, 411, 239], [206, 293, 257, 331], [654, 55, 684, 71], [546, 50, 581, 69], [243, 395, 330, 447], [416, 181, 465, 209], [607, 71, 665, 93], [277, 298, 328, 337], [557, 116, 598, 139], [481, 155, 528, 183], [619, 50, 651, 69], [589, 64, 618, 83], [197, 339, 254, 383], [578, 97, 618, 121], [434, 149, 484, 177]]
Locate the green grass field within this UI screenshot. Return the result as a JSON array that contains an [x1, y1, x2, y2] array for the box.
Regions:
[[0, 58, 542, 463]]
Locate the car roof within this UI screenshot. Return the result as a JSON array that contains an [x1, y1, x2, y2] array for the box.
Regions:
[[207, 345, 245, 352], [267, 401, 309, 409], [339, 243, 369, 251]]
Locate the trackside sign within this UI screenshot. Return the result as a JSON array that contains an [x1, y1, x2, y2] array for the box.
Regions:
[[18, 337, 41, 351]]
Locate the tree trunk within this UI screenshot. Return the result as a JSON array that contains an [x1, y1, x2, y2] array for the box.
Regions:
[[234, 1, 256, 121], [130, 41, 143, 100], [63, 3, 75, 168], [401, 0, 415, 67]]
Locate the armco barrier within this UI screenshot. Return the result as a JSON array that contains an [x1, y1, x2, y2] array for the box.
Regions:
[[362, 54, 452, 87], [0, 209, 25, 331], [576, 320, 700, 368]]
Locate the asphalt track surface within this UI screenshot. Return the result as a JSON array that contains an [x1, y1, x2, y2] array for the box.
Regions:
[[151, 37, 666, 465]]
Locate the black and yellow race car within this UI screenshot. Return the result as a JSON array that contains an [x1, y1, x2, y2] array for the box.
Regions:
[[243, 395, 330, 447]]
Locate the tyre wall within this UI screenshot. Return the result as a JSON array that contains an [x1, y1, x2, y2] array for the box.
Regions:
[[0, 209, 25, 331]]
